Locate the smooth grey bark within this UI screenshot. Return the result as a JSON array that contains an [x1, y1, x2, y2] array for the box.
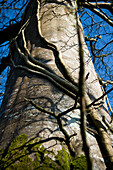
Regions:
[[0, 0, 112, 169]]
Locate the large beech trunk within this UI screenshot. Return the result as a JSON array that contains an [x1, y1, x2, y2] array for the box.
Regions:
[[0, 0, 113, 169]]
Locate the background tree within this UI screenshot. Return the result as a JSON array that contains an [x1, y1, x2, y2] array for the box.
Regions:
[[0, 0, 113, 169]]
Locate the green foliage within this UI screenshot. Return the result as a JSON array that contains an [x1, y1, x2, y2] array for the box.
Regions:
[[0, 134, 88, 170]]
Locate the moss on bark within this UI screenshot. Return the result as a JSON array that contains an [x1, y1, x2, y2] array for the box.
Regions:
[[0, 134, 87, 170]]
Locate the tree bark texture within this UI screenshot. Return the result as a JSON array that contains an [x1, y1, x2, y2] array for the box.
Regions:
[[0, 0, 112, 169]]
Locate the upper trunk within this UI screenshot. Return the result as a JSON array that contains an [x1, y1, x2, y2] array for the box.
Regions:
[[0, 0, 112, 169]]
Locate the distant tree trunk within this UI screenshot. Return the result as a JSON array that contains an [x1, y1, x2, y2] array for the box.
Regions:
[[0, 0, 112, 169]]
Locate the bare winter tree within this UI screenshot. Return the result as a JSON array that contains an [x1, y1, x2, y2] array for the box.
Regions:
[[0, 0, 113, 169]]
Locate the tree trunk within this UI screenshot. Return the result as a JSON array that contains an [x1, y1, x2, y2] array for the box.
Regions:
[[0, 0, 112, 169]]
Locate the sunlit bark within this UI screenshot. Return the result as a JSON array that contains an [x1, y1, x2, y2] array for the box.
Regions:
[[0, 0, 113, 169]]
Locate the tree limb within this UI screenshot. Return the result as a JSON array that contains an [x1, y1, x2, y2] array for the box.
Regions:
[[83, 3, 113, 26], [0, 21, 21, 45], [84, 2, 113, 15], [87, 87, 113, 108], [76, 11, 93, 169], [0, 54, 10, 74]]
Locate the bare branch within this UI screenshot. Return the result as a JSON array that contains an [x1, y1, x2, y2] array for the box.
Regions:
[[84, 2, 113, 15], [77, 12, 93, 169], [83, 3, 113, 26], [87, 87, 113, 108], [0, 21, 21, 45], [0, 54, 10, 74]]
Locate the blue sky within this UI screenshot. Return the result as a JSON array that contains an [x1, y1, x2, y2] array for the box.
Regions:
[[79, 7, 113, 112]]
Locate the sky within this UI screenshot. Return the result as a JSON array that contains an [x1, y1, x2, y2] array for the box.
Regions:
[[79, 7, 113, 112]]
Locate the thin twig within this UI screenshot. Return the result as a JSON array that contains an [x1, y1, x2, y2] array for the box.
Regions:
[[87, 87, 113, 108]]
